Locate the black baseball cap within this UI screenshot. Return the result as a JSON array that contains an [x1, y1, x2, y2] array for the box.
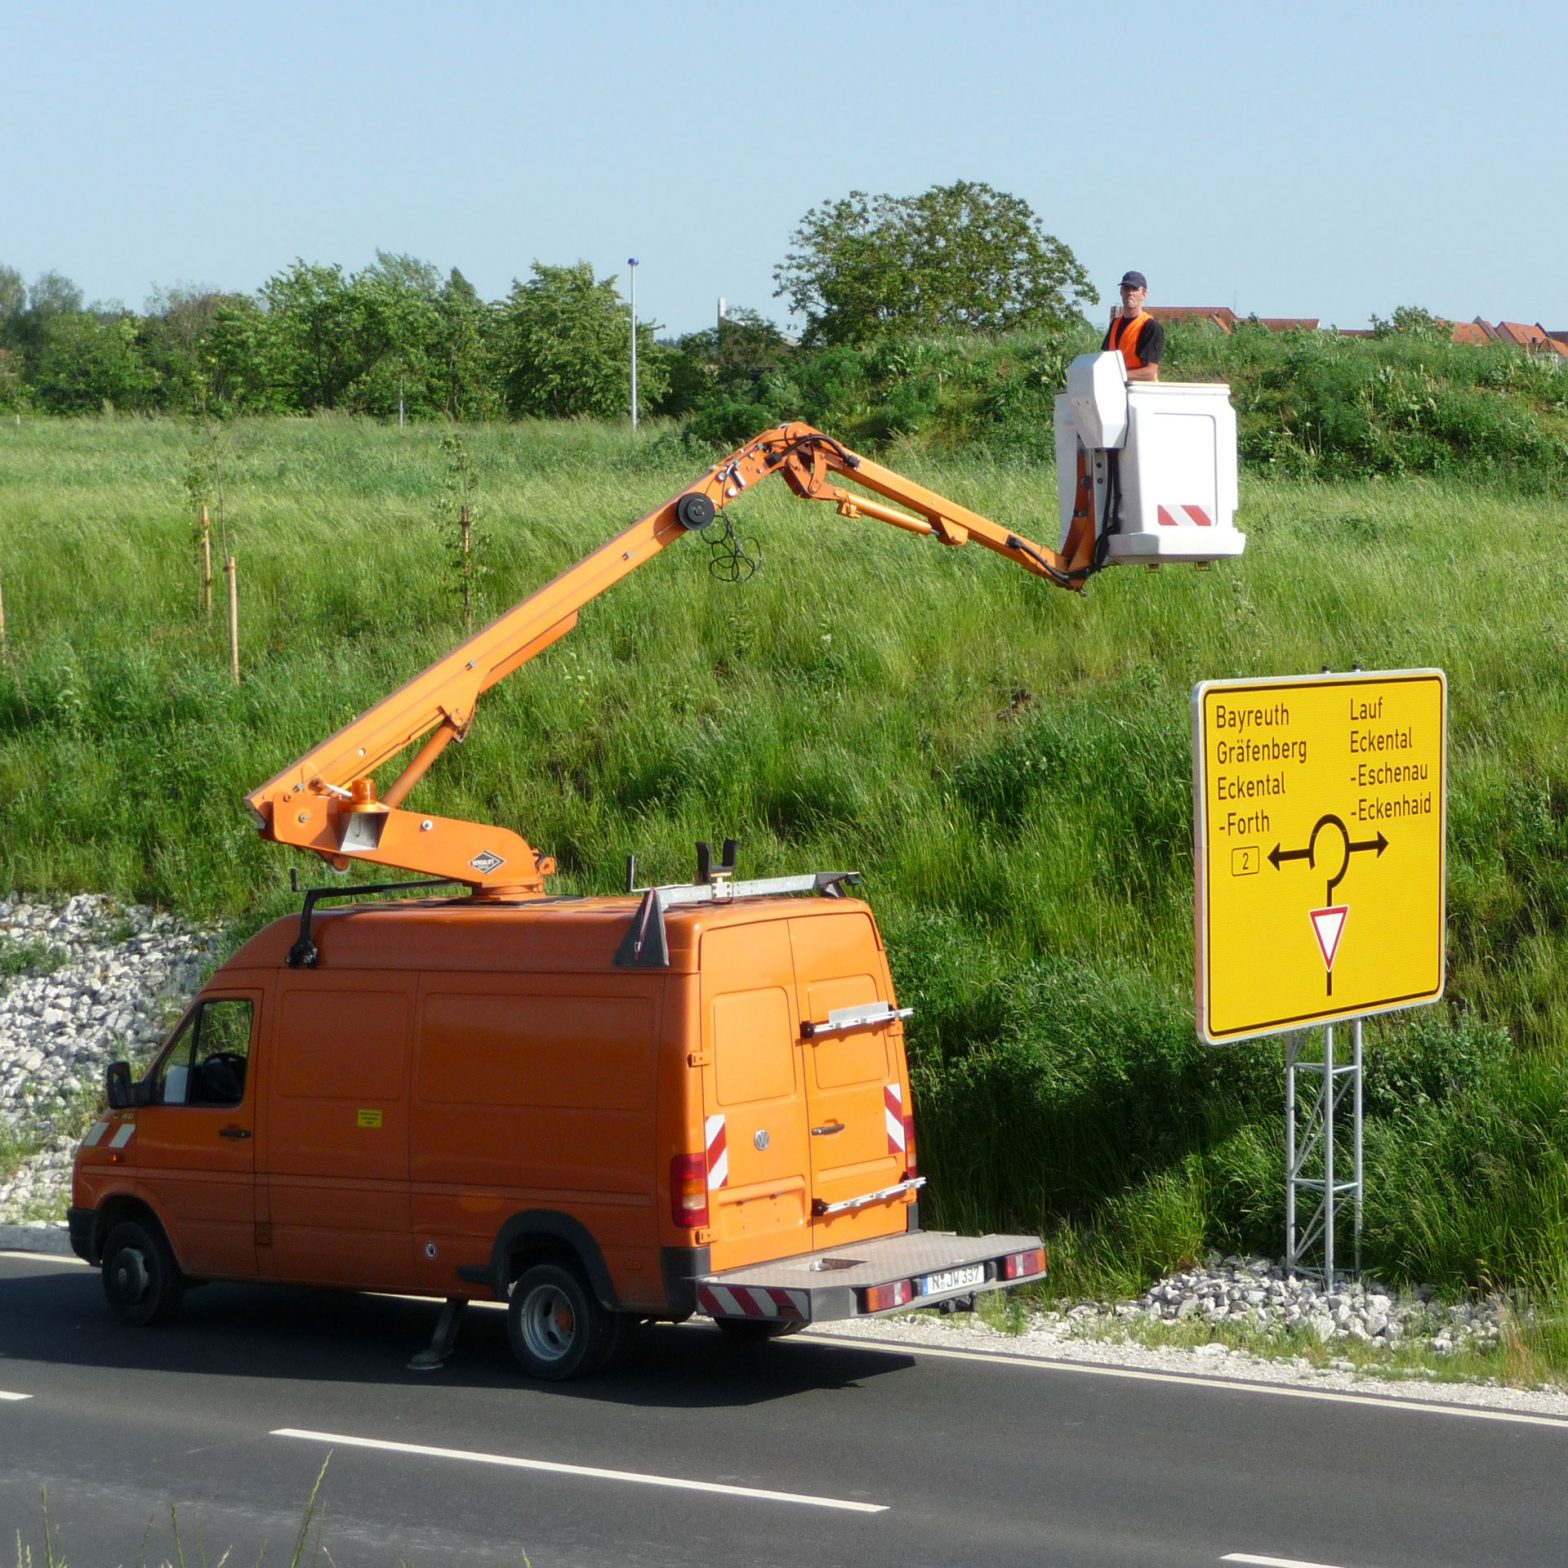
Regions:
[[1120, 271, 1148, 290]]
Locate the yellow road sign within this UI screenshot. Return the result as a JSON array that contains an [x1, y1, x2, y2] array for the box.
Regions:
[[1193, 669, 1446, 1044]]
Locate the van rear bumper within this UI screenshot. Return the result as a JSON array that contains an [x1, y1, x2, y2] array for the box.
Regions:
[[696, 1231, 1046, 1324]]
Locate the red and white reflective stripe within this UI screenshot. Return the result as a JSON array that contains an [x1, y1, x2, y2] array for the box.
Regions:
[[698, 1284, 808, 1321], [1156, 504, 1214, 527], [705, 1114, 729, 1189], [884, 1083, 905, 1156]]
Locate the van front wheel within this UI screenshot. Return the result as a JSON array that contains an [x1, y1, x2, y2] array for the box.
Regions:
[[102, 1218, 184, 1327], [507, 1261, 619, 1381]]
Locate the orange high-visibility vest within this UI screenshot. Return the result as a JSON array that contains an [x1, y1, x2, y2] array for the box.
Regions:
[[1107, 311, 1153, 370]]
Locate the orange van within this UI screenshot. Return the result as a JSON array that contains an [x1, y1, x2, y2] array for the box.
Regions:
[[71, 869, 1046, 1378]]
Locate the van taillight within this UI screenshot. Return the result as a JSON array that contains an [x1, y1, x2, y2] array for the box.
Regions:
[[1001, 1247, 1047, 1280], [670, 1153, 709, 1229], [863, 1279, 914, 1313], [903, 1111, 918, 1177]]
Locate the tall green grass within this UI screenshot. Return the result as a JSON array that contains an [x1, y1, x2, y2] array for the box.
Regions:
[[3, 415, 1568, 1309]]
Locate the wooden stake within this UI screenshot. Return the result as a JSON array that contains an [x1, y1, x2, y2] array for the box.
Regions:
[[225, 555, 239, 683], [461, 503, 472, 632], [0, 561, 9, 665], [200, 505, 213, 620]]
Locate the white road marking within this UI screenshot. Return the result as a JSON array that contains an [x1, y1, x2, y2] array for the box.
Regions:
[[803, 1332, 1568, 1431], [271, 1428, 888, 1513], [1223, 1555, 1351, 1568], [0, 1392, 33, 1402]]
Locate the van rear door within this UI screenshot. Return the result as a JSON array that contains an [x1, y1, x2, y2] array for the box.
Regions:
[[790, 911, 914, 1248], [697, 921, 813, 1268]]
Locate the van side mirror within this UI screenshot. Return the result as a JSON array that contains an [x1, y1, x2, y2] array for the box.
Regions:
[[105, 1061, 132, 1110]]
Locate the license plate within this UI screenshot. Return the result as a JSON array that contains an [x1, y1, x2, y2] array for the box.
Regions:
[[919, 1263, 986, 1296]]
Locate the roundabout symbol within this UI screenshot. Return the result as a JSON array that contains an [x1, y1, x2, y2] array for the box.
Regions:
[[1269, 814, 1389, 996]]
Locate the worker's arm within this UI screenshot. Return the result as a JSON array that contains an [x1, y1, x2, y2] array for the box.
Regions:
[[1127, 364, 1160, 382]]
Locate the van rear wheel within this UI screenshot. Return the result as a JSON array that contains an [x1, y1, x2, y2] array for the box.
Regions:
[[507, 1261, 621, 1381], [101, 1218, 184, 1327]]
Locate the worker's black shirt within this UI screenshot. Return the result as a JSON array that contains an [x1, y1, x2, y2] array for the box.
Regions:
[[1101, 315, 1165, 365]]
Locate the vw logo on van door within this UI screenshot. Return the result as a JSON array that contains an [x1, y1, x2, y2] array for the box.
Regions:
[[753, 1129, 770, 1152]]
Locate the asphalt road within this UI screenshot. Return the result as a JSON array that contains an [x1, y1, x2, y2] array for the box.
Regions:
[[3, 1251, 1567, 1567]]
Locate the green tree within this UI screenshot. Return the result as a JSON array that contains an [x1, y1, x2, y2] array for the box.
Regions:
[[0, 265, 26, 347], [203, 295, 286, 414], [659, 306, 791, 418], [774, 181, 1096, 346], [496, 261, 665, 420], [0, 347, 28, 420], [32, 311, 156, 413], [252, 253, 501, 420], [432, 268, 500, 421], [349, 251, 445, 418], [140, 286, 255, 411], [1370, 305, 1452, 344], [0, 269, 84, 372], [259, 260, 370, 411]]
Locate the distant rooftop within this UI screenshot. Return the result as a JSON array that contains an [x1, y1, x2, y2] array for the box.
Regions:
[[1140, 305, 1565, 356]]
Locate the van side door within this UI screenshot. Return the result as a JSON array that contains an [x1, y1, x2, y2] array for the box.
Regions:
[[262, 973, 415, 1291]]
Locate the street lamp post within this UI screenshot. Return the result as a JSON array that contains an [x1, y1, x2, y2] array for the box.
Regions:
[[628, 257, 639, 432]]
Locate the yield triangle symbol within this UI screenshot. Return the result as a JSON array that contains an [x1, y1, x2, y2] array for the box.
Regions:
[[1311, 905, 1349, 972]]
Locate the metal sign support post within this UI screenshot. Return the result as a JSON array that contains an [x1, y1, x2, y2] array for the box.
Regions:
[[1286, 1018, 1364, 1281]]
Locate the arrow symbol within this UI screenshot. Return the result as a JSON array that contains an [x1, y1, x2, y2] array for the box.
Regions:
[[1348, 831, 1388, 857], [1269, 817, 1390, 902], [1268, 843, 1311, 870]]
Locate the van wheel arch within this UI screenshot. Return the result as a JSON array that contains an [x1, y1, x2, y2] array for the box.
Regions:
[[491, 1211, 618, 1310], [89, 1197, 174, 1269]]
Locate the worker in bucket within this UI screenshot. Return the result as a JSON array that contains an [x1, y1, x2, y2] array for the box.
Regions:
[[1103, 270, 1164, 382]]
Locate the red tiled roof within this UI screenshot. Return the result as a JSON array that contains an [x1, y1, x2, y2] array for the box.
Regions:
[[1450, 322, 1491, 346], [1338, 329, 1375, 338], [1256, 318, 1319, 332], [1495, 320, 1550, 349], [1147, 306, 1237, 334]]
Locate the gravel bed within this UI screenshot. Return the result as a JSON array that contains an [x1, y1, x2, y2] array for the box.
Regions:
[[812, 1297, 1568, 1420], [0, 894, 221, 1218]]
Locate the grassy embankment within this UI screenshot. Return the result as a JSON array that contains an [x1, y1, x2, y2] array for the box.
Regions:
[[2, 412, 1567, 1368]]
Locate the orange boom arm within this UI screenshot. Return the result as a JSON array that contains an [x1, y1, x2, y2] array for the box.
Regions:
[[245, 423, 1101, 896]]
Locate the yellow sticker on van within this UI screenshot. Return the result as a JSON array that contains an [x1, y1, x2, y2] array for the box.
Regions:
[[357, 1109, 384, 1129]]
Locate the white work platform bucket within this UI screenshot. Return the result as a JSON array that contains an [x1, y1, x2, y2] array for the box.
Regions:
[[1054, 355, 1245, 567]]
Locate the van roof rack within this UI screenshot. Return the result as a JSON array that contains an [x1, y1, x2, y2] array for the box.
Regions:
[[615, 839, 861, 968], [286, 874, 470, 968]]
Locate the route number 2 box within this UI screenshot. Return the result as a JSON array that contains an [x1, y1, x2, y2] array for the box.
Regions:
[[1192, 670, 1446, 1045]]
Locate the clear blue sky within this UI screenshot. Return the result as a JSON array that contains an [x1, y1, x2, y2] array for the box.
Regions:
[[4, 0, 1563, 336]]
